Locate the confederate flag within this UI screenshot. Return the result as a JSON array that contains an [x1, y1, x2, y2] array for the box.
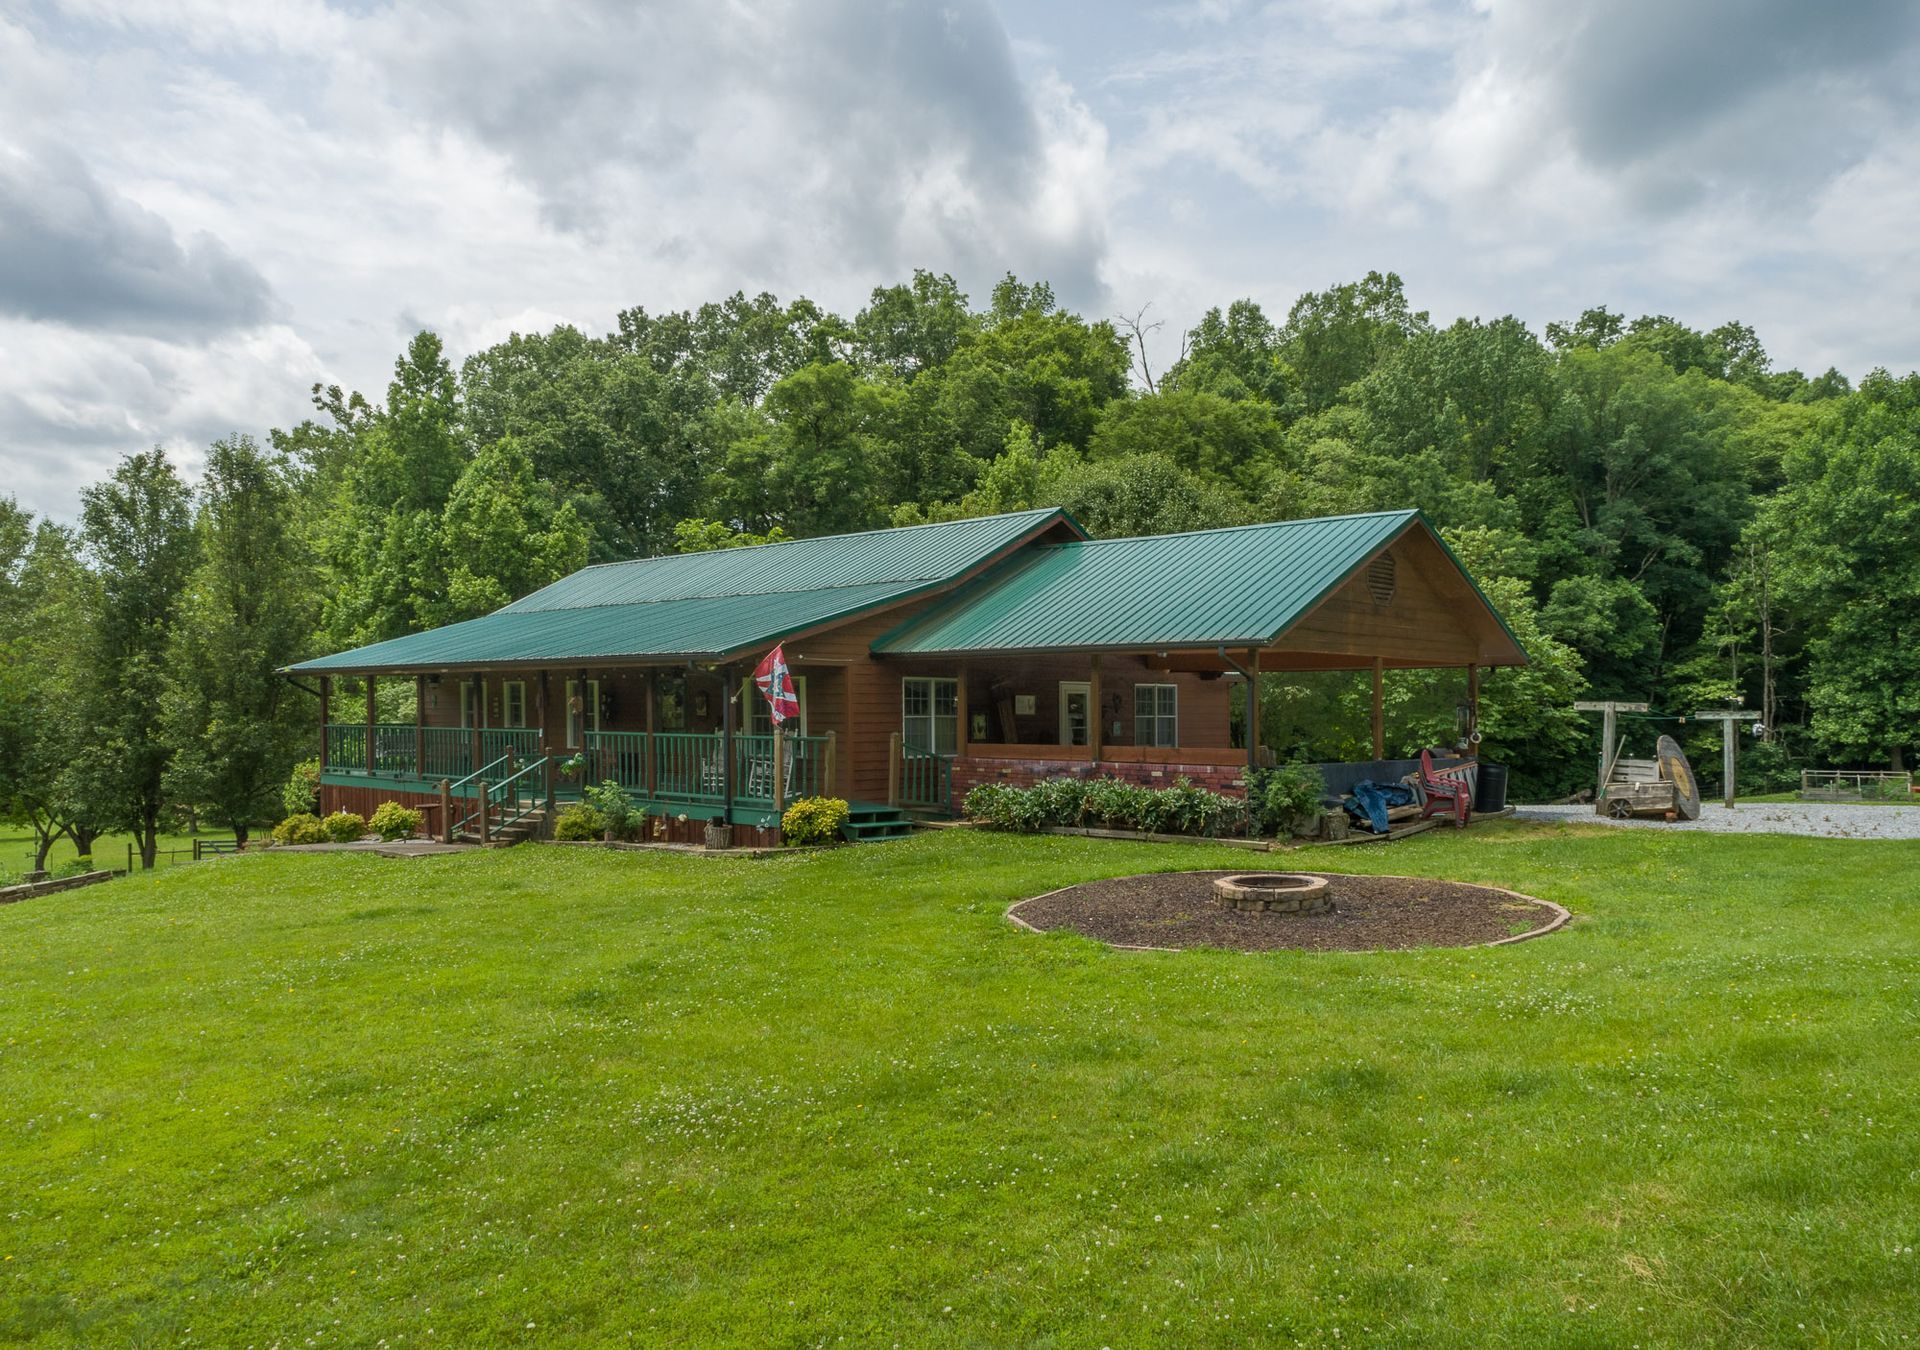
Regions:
[[753, 643, 801, 726]]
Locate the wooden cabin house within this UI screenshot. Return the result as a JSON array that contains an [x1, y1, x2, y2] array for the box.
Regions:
[[289, 508, 1526, 845]]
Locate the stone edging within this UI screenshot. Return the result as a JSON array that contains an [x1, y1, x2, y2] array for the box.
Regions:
[[0, 870, 118, 905], [1005, 869, 1571, 954]]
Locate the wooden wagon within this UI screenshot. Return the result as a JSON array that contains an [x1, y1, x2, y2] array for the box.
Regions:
[[1601, 759, 1676, 819]]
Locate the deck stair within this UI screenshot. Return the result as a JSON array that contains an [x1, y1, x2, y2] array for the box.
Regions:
[[456, 807, 549, 847], [841, 804, 913, 843]]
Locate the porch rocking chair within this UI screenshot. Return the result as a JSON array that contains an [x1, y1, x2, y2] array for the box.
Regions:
[[1417, 749, 1474, 828]]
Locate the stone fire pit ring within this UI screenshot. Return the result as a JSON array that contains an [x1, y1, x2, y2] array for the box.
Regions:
[[1213, 872, 1334, 915]]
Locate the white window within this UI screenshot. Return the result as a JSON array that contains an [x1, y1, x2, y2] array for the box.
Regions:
[[902, 677, 957, 754], [566, 679, 601, 747], [741, 675, 807, 736], [460, 681, 486, 729], [1134, 683, 1179, 748], [503, 680, 527, 729]]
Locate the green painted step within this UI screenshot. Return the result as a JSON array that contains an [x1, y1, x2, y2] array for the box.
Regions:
[[841, 805, 913, 843]]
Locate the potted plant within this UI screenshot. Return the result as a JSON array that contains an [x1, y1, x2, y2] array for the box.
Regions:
[[703, 815, 732, 850]]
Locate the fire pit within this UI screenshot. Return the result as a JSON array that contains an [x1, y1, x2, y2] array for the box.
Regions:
[[1212, 872, 1334, 915]]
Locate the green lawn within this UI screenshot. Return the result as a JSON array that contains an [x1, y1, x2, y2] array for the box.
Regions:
[[0, 828, 220, 882], [3, 824, 1917, 1344]]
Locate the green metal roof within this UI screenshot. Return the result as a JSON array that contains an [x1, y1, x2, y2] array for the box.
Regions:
[[289, 508, 1073, 673], [872, 509, 1509, 655]]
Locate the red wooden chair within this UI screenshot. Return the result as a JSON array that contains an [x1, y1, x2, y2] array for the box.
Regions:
[[1418, 750, 1474, 827]]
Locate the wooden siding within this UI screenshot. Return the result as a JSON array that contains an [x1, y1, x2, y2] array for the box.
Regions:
[[1266, 530, 1508, 669]]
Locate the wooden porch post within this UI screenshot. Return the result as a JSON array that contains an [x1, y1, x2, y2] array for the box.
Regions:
[[887, 731, 902, 807], [439, 778, 453, 844], [414, 674, 426, 778], [1466, 663, 1480, 748], [319, 675, 331, 772], [535, 671, 549, 756], [1371, 658, 1386, 760], [364, 676, 377, 773], [643, 670, 657, 797], [825, 730, 837, 797], [772, 723, 786, 816], [956, 665, 970, 757], [1245, 648, 1261, 772], [1088, 654, 1103, 762], [469, 675, 484, 773], [720, 664, 736, 819]]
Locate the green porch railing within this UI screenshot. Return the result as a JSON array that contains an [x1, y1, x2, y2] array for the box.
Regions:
[[328, 725, 837, 811], [732, 733, 829, 805], [583, 730, 650, 792], [654, 731, 728, 805], [325, 723, 418, 774], [421, 726, 470, 780], [481, 727, 542, 763], [900, 744, 953, 812]]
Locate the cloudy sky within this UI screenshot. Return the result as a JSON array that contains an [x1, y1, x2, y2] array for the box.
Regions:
[[4, 0, 1918, 519]]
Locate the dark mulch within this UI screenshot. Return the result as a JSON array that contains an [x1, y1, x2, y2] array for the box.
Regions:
[[1011, 870, 1560, 953]]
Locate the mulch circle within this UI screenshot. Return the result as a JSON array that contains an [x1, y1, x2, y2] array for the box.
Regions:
[[1009, 870, 1568, 953]]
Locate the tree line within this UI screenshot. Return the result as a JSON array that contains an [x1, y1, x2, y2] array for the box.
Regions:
[[5, 269, 1916, 860]]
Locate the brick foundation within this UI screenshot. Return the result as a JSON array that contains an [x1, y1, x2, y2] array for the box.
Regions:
[[950, 755, 1250, 803]]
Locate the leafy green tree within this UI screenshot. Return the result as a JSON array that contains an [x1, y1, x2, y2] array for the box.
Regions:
[[1280, 271, 1431, 413], [1038, 452, 1251, 538], [436, 437, 590, 621], [1541, 574, 1661, 699], [322, 332, 470, 644], [1089, 389, 1285, 494], [1166, 300, 1292, 404], [1762, 372, 1920, 767], [160, 437, 317, 843], [931, 274, 1131, 463], [76, 449, 198, 868], [462, 325, 715, 560], [4, 553, 111, 867], [708, 363, 887, 536], [671, 519, 793, 552], [853, 270, 975, 379]]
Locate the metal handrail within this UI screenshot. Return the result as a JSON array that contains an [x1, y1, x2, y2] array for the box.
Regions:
[[449, 753, 513, 794], [489, 756, 549, 834]]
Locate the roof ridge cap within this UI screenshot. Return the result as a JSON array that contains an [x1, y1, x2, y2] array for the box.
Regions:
[[1038, 509, 1417, 549], [561, 506, 1061, 572]]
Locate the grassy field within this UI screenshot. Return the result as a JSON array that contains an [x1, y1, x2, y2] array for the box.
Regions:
[[0, 828, 221, 882], [3, 823, 1917, 1344]]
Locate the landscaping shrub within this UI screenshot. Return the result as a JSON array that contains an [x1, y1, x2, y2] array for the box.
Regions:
[[53, 855, 96, 879], [1246, 761, 1328, 836], [320, 811, 368, 844], [368, 801, 423, 841], [282, 758, 321, 817], [272, 813, 327, 846], [962, 783, 1045, 831], [553, 803, 606, 842], [964, 776, 1246, 837], [781, 796, 849, 846], [582, 780, 639, 840]]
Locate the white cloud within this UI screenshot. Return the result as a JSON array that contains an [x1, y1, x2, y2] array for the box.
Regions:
[[3, 0, 1918, 524]]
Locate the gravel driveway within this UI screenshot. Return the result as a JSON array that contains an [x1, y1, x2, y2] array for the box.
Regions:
[[1514, 802, 1920, 840]]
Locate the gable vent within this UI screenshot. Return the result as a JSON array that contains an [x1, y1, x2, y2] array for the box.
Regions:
[[1366, 552, 1398, 605]]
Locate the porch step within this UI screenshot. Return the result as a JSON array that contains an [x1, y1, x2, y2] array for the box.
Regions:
[[454, 808, 549, 847], [842, 805, 913, 843]]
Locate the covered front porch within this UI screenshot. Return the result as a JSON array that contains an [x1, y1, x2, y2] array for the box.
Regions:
[[312, 661, 874, 843]]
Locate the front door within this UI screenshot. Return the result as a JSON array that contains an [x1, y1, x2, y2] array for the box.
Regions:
[[1059, 682, 1091, 747]]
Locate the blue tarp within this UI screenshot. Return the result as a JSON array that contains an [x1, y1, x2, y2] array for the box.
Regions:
[[1344, 779, 1418, 834]]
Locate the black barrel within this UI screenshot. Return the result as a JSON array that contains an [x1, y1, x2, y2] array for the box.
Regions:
[[1476, 762, 1509, 812]]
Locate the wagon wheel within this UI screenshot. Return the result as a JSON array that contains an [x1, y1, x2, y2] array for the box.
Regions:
[[1609, 797, 1635, 819]]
